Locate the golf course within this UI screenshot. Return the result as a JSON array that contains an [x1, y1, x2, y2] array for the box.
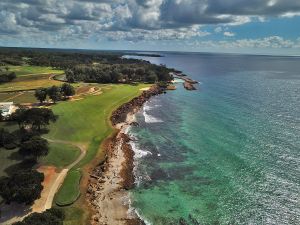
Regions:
[[0, 64, 151, 224]]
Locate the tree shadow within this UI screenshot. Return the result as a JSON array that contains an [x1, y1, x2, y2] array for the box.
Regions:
[[7, 151, 22, 160], [4, 159, 36, 176], [0, 202, 32, 224]]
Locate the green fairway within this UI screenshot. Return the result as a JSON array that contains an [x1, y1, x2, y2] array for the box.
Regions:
[[3, 66, 64, 76], [40, 143, 81, 169], [55, 169, 81, 206], [47, 84, 148, 143], [47, 83, 150, 206]]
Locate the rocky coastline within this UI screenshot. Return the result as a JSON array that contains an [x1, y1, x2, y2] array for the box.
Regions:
[[87, 84, 165, 225]]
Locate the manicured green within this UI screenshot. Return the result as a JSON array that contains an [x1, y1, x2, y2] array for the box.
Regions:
[[40, 143, 81, 168], [55, 169, 81, 206]]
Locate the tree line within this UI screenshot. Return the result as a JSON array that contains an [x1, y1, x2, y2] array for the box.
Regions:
[[12, 208, 65, 225], [0, 67, 16, 83], [35, 83, 75, 103], [65, 63, 172, 83], [0, 47, 174, 85]]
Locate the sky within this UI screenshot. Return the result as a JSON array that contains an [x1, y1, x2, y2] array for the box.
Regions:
[[1, 0, 300, 55]]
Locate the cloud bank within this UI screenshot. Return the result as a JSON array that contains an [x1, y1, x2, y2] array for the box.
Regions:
[[0, 0, 300, 50]]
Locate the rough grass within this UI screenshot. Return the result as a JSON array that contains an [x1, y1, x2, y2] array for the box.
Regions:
[[0, 66, 64, 92], [60, 206, 86, 225], [3, 66, 63, 76], [48, 84, 150, 206], [40, 143, 81, 169], [55, 169, 81, 206]]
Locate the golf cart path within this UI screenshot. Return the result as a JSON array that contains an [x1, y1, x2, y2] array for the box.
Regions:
[[42, 139, 87, 210]]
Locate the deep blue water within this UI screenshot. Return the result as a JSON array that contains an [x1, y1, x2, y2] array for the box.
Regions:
[[126, 53, 300, 225]]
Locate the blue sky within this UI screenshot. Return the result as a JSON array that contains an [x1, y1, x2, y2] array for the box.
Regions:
[[0, 0, 300, 55]]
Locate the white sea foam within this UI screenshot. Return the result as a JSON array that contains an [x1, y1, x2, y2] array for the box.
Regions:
[[143, 107, 163, 123], [127, 193, 153, 225], [130, 141, 152, 159]]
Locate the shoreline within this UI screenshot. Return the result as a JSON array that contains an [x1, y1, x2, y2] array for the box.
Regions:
[[87, 85, 165, 225]]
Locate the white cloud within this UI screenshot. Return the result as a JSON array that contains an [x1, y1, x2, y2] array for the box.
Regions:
[[214, 27, 222, 33], [224, 31, 235, 37], [194, 36, 299, 49]]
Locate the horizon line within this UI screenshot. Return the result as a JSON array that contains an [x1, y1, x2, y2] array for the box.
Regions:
[[1, 45, 300, 58]]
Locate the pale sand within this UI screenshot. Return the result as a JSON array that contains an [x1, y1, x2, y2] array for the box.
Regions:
[[91, 113, 138, 225], [139, 87, 150, 91]]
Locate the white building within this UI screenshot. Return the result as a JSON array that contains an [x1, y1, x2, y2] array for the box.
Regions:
[[0, 102, 15, 117]]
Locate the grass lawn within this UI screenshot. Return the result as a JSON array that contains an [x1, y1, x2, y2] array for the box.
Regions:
[[0, 91, 36, 104], [40, 143, 81, 169], [0, 65, 64, 92], [46, 83, 150, 206], [55, 169, 81, 206], [2, 66, 63, 76], [59, 206, 85, 225]]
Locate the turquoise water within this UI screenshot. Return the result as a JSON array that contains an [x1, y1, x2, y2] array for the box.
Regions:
[[127, 53, 300, 225]]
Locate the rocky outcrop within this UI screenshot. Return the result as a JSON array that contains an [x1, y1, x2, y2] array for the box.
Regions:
[[183, 81, 196, 90], [111, 85, 165, 125]]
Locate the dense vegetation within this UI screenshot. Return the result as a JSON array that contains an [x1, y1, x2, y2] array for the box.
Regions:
[[35, 83, 75, 103], [0, 67, 16, 83], [0, 107, 57, 206], [10, 108, 57, 131], [0, 170, 44, 204], [0, 47, 173, 84], [12, 208, 65, 225]]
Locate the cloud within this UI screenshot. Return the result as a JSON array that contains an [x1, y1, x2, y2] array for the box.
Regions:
[[0, 0, 300, 46], [194, 36, 299, 49], [224, 31, 235, 37]]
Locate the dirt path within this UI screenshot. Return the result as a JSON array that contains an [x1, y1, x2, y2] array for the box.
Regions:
[[3, 92, 24, 101], [0, 140, 87, 225], [42, 139, 87, 210]]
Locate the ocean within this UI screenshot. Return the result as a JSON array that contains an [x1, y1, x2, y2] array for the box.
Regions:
[[125, 53, 300, 225]]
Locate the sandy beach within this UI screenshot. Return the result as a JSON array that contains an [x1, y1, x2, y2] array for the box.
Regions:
[[87, 113, 143, 225]]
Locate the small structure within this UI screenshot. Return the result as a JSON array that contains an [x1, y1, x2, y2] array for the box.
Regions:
[[0, 102, 15, 117]]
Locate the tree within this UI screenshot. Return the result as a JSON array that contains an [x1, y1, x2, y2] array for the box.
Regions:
[[19, 136, 49, 158], [146, 71, 158, 83], [0, 170, 44, 205], [60, 83, 75, 98], [10, 108, 57, 131], [0, 128, 17, 149], [10, 108, 27, 129], [12, 208, 65, 225], [34, 88, 48, 103], [0, 109, 3, 121], [47, 86, 61, 103]]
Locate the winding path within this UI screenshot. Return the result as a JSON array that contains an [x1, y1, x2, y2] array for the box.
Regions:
[[42, 139, 87, 210]]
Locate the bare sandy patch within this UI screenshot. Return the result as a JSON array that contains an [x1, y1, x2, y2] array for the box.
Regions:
[[139, 87, 150, 91], [33, 166, 59, 212]]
